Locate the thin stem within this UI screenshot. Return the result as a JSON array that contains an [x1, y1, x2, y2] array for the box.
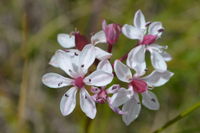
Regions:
[[119, 53, 128, 61], [153, 101, 200, 133], [17, 11, 29, 133], [84, 117, 92, 133], [107, 44, 113, 53]]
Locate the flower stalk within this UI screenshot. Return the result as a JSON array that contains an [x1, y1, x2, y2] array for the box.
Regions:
[[153, 101, 200, 133]]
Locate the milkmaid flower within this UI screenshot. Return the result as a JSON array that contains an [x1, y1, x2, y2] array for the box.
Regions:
[[111, 60, 174, 125], [122, 10, 172, 75], [42, 45, 113, 119], [57, 31, 111, 60]]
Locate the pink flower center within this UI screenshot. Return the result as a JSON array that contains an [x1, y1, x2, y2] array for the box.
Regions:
[[130, 79, 148, 93], [74, 77, 85, 88], [96, 90, 108, 104], [139, 35, 157, 45]]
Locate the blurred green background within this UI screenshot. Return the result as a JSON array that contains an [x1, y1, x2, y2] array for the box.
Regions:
[[0, 0, 200, 133]]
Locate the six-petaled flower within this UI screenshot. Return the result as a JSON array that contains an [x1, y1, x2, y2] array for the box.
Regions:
[[122, 10, 172, 74], [42, 46, 113, 119]]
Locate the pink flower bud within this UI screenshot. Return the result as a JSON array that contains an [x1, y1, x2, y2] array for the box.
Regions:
[[95, 89, 108, 104], [102, 20, 121, 45]]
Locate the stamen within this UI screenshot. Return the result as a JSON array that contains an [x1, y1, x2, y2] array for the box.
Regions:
[[158, 28, 164, 32], [151, 98, 156, 103], [74, 52, 78, 56], [58, 82, 63, 86]]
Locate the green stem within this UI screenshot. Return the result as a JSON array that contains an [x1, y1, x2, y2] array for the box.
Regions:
[[84, 117, 92, 133], [153, 101, 200, 133]]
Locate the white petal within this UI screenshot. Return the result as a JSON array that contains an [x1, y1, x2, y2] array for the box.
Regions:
[[150, 50, 167, 72], [106, 84, 120, 94], [160, 51, 172, 61], [57, 34, 75, 48], [142, 91, 160, 110], [64, 49, 80, 57], [122, 94, 141, 126], [42, 73, 73, 88], [134, 10, 146, 29], [114, 60, 132, 83], [78, 44, 96, 71], [97, 60, 113, 74], [91, 30, 106, 45], [110, 88, 132, 107], [95, 47, 112, 60], [148, 22, 164, 38], [142, 70, 174, 87], [60, 87, 77, 116], [84, 70, 113, 86], [147, 44, 167, 52], [80, 89, 96, 119], [91, 87, 101, 94], [127, 45, 146, 76], [147, 44, 171, 61], [49, 50, 77, 77], [122, 24, 144, 40]]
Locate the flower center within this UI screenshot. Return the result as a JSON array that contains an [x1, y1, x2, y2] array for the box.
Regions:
[[140, 34, 157, 45], [74, 77, 85, 88], [130, 79, 148, 93], [96, 90, 108, 104], [74, 32, 89, 50]]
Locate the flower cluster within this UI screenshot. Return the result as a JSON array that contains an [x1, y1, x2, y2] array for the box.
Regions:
[[42, 10, 174, 125]]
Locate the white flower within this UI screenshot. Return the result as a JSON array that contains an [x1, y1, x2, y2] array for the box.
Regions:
[[111, 60, 174, 125], [42, 45, 113, 119], [122, 10, 171, 73], [57, 31, 111, 60]]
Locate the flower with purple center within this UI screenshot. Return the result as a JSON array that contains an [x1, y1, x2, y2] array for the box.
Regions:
[[110, 60, 174, 125], [42, 45, 113, 119], [122, 10, 172, 74]]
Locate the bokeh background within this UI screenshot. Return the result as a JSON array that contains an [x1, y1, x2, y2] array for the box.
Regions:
[[0, 0, 200, 133]]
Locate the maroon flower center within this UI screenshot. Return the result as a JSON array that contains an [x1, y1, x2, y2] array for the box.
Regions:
[[96, 90, 108, 104], [139, 34, 157, 45], [74, 77, 85, 88], [130, 79, 148, 93], [74, 32, 89, 50]]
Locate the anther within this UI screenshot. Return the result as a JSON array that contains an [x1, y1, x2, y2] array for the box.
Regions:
[[158, 28, 164, 32], [58, 82, 63, 86], [151, 98, 156, 103], [74, 52, 78, 56]]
